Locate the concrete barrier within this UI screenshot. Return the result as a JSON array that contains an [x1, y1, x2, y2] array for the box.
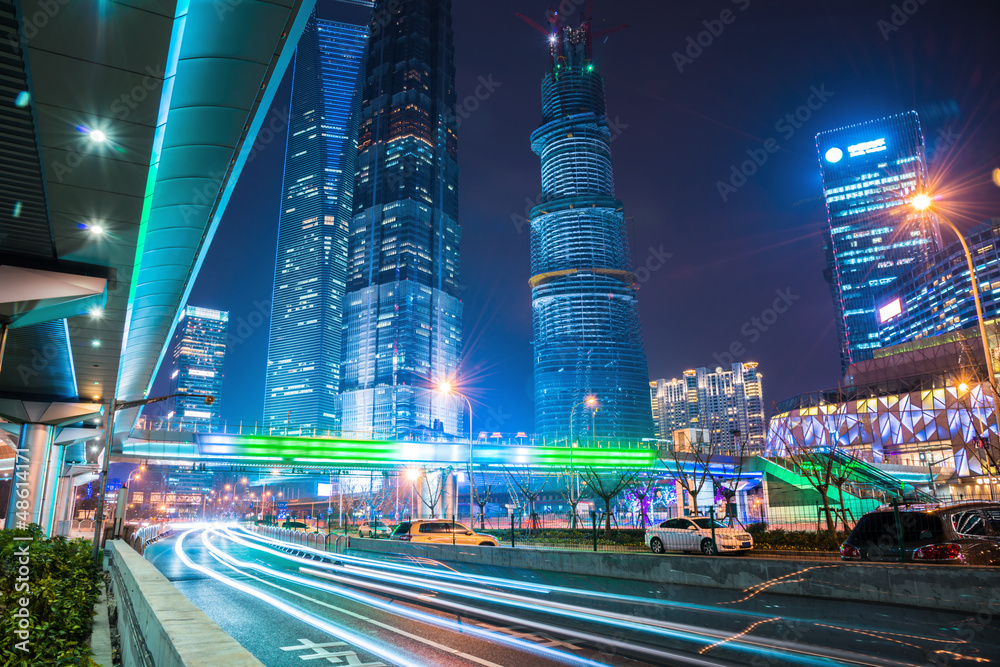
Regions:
[[104, 541, 263, 667], [345, 538, 998, 613]]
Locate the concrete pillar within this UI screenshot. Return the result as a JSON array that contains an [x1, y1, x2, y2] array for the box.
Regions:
[[39, 444, 65, 535], [54, 475, 76, 536], [439, 470, 456, 520], [5, 423, 54, 530]]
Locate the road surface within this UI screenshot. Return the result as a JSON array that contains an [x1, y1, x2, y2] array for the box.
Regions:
[[144, 525, 999, 666]]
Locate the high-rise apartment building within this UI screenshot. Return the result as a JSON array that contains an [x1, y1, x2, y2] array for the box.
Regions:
[[815, 111, 938, 374], [264, 14, 368, 433], [528, 15, 652, 439], [168, 306, 228, 425], [650, 363, 765, 454], [340, 0, 462, 439], [879, 219, 1000, 347]]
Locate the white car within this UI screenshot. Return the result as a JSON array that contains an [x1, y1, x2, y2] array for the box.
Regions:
[[645, 517, 753, 555]]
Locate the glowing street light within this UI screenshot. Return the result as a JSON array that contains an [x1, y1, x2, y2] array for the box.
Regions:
[[911, 194, 995, 382], [438, 380, 473, 523]]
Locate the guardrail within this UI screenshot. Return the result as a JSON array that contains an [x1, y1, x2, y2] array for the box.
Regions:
[[252, 525, 350, 554]]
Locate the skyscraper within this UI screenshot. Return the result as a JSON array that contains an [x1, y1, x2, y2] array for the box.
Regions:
[[168, 306, 228, 426], [264, 14, 368, 433], [816, 111, 938, 374], [650, 363, 766, 454], [878, 219, 1000, 347], [339, 0, 462, 439], [528, 15, 653, 439]]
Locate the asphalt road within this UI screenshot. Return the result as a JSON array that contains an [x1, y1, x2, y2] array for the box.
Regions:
[[145, 525, 1000, 666]]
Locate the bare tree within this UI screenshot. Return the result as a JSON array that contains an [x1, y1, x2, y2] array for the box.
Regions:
[[554, 468, 584, 529], [704, 428, 754, 524], [578, 468, 640, 536], [503, 467, 548, 532], [419, 467, 450, 519], [360, 471, 393, 525], [469, 466, 497, 529], [664, 419, 719, 517], [770, 405, 863, 535], [625, 473, 659, 529]]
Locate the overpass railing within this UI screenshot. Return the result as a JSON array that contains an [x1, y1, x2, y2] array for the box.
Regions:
[[134, 416, 660, 450], [252, 524, 350, 553]]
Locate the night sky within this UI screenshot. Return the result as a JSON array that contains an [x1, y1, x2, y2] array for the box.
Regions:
[[157, 0, 1000, 434]]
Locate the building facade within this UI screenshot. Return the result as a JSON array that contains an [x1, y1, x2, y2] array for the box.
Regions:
[[650, 363, 766, 453], [815, 111, 938, 375], [264, 15, 368, 433], [879, 219, 1000, 347], [529, 16, 652, 439], [168, 306, 228, 425], [339, 0, 463, 439]]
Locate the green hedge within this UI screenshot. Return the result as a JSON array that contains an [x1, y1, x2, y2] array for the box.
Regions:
[[0, 525, 102, 666], [479, 528, 647, 548]]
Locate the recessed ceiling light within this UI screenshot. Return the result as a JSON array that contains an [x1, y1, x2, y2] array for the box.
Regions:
[[89, 224, 104, 235], [89, 305, 104, 318], [91, 339, 101, 347], [15, 91, 30, 107], [89, 129, 107, 142]]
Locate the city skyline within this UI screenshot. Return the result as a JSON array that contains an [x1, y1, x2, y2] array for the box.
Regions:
[[176, 0, 1000, 433]]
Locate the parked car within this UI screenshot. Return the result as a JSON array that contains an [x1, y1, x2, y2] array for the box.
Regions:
[[645, 517, 753, 555], [357, 520, 392, 538], [840, 501, 1000, 565], [389, 520, 499, 546]]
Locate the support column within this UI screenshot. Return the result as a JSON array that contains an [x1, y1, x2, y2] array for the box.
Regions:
[[6, 423, 54, 530], [53, 475, 76, 536], [39, 444, 66, 535]]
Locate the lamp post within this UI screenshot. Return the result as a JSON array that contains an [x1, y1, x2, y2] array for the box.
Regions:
[[568, 396, 597, 524], [92, 392, 214, 562], [122, 465, 144, 526], [438, 381, 473, 524], [912, 194, 996, 382]]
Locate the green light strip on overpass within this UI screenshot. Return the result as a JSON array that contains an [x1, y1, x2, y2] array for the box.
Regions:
[[197, 434, 656, 468]]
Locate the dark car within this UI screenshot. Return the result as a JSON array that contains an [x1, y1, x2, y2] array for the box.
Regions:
[[841, 501, 1000, 565]]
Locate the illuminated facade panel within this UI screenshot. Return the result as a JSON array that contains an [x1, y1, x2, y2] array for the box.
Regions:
[[879, 220, 1000, 346], [529, 17, 652, 439], [264, 15, 368, 433], [767, 383, 995, 476], [340, 0, 462, 439], [650, 364, 766, 453], [168, 306, 228, 425], [815, 111, 937, 374]]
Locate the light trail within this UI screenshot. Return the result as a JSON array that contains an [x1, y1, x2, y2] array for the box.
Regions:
[[217, 526, 963, 667], [172, 529, 426, 667], [202, 528, 730, 666]]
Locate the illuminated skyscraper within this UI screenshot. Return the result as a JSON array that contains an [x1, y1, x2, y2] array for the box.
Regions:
[[339, 0, 462, 439], [878, 219, 1000, 346], [528, 16, 653, 439], [650, 363, 766, 454], [816, 111, 938, 374], [264, 14, 368, 433], [168, 306, 228, 425]]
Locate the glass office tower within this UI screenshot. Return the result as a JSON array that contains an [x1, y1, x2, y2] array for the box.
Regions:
[[168, 306, 228, 426], [879, 220, 1000, 346], [529, 17, 653, 439], [339, 0, 462, 439], [816, 111, 938, 375], [264, 14, 368, 433]]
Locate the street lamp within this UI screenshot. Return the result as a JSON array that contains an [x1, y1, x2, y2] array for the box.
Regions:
[[438, 381, 473, 523], [567, 396, 598, 520], [122, 467, 142, 526], [912, 194, 996, 382], [92, 392, 214, 562]]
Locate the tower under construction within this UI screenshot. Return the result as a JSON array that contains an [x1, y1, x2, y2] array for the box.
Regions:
[[527, 12, 653, 439]]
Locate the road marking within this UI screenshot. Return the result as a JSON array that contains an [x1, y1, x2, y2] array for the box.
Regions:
[[473, 623, 582, 651], [280, 638, 386, 665], [200, 533, 505, 667]]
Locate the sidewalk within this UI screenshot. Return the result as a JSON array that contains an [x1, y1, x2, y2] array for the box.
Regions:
[[90, 581, 114, 667]]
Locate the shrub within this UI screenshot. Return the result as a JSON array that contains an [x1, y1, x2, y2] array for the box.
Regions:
[[0, 525, 102, 666]]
